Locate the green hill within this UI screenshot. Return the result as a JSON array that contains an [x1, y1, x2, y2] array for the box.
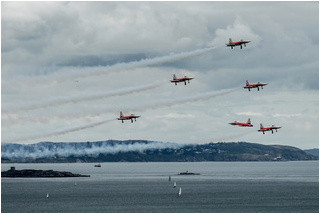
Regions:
[[2, 141, 317, 163]]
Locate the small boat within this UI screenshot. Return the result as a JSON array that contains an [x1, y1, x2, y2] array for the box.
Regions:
[[94, 163, 101, 167], [178, 170, 200, 175], [169, 176, 171, 181], [173, 182, 176, 188], [46, 193, 49, 199], [178, 187, 182, 196], [74, 182, 77, 186]]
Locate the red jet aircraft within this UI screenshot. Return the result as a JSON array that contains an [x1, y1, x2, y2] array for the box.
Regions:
[[229, 118, 253, 127], [244, 80, 267, 91], [171, 74, 194, 85], [226, 38, 250, 49], [258, 123, 281, 134], [118, 111, 140, 123]]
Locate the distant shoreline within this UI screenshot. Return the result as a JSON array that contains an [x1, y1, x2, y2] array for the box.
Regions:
[[2, 141, 318, 163]]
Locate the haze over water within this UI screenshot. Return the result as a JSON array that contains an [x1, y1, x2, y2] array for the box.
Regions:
[[1, 161, 318, 213]]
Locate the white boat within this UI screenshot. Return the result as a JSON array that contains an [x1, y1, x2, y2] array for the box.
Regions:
[[46, 193, 49, 199], [178, 187, 182, 196], [173, 182, 176, 188]]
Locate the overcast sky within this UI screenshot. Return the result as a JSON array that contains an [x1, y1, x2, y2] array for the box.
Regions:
[[2, 1, 319, 149]]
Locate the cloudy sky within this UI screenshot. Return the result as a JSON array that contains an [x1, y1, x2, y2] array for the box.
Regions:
[[2, 1, 318, 149]]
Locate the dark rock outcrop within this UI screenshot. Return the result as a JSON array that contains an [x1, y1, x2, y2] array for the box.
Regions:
[[1, 168, 90, 177]]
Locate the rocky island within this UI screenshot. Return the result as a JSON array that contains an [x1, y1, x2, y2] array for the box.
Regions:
[[1, 167, 90, 178], [178, 170, 200, 175]]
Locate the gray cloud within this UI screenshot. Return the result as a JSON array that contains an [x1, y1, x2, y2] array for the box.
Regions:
[[2, 2, 318, 149]]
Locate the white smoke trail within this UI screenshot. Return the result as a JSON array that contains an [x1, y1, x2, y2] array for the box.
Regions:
[[5, 118, 115, 143], [75, 47, 216, 79], [119, 87, 236, 113], [19, 46, 216, 86], [2, 113, 63, 128], [1, 141, 182, 160], [3, 88, 236, 142], [3, 81, 163, 114], [3, 88, 236, 128], [214, 131, 255, 142]]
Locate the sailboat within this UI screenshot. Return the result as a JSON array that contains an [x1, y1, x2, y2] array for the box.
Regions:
[[178, 187, 182, 196], [173, 182, 176, 188], [46, 193, 49, 199]]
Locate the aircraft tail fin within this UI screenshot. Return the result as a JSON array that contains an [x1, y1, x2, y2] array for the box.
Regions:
[[120, 111, 123, 117], [246, 80, 249, 86], [229, 38, 232, 43], [260, 123, 264, 129], [247, 118, 251, 125], [173, 74, 177, 80]]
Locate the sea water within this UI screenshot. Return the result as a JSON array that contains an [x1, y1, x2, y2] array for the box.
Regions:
[[1, 161, 319, 213]]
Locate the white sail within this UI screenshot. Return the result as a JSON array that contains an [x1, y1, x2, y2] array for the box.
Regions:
[[173, 182, 176, 188], [178, 187, 182, 196], [46, 193, 49, 199]]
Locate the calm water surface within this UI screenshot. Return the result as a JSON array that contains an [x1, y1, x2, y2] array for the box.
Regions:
[[1, 161, 319, 213]]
